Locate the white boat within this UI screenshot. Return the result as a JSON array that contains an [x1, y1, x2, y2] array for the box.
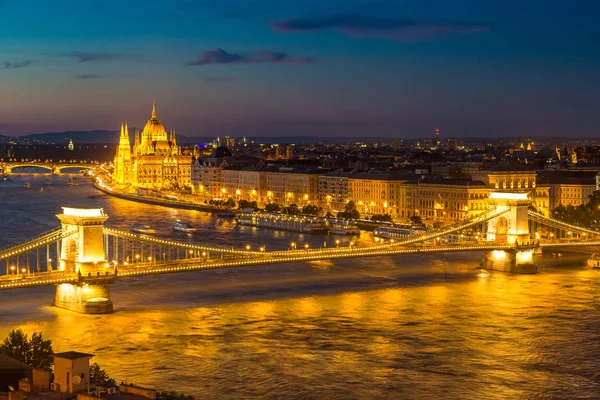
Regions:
[[587, 254, 600, 268], [131, 223, 156, 235], [236, 213, 327, 233], [373, 225, 427, 240], [173, 220, 197, 233], [328, 220, 360, 235]]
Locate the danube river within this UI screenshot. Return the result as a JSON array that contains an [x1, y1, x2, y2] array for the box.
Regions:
[[1, 173, 599, 399]]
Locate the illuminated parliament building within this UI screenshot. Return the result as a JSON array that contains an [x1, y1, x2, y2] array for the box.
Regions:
[[113, 101, 192, 190]]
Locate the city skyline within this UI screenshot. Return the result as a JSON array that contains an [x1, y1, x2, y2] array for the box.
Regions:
[[1, 0, 599, 137]]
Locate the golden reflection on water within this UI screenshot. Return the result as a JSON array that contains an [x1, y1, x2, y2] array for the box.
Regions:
[[1, 266, 599, 399]]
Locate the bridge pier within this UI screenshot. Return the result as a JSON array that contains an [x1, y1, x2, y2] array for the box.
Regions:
[[54, 207, 115, 314], [480, 248, 538, 274], [54, 282, 113, 314]]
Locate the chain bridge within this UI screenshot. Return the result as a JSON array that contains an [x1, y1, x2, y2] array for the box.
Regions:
[[1, 192, 599, 314], [0, 162, 95, 174]]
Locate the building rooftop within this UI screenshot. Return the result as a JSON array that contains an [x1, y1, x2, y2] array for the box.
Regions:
[[0, 354, 32, 370], [487, 164, 538, 172], [53, 351, 94, 360]]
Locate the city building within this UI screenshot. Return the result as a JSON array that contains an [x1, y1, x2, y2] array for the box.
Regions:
[[537, 170, 597, 209], [473, 166, 550, 216], [412, 177, 490, 222], [53, 351, 93, 394], [318, 169, 355, 211], [113, 101, 193, 191], [348, 172, 414, 216], [0, 354, 50, 393]]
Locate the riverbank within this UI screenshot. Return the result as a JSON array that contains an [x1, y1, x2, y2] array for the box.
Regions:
[[93, 182, 225, 213]]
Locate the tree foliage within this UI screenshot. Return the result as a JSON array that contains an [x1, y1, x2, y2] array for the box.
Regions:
[[0, 329, 53, 370], [370, 214, 393, 222], [553, 190, 600, 229], [224, 198, 236, 208], [265, 202, 281, 213], [282, 204, 300, 215], [410, 215, 424, 226], [238, 200, 258, 210], [337, 201, 360, 220], [89, 362, 117, 386], [301, 204, 322, 215]]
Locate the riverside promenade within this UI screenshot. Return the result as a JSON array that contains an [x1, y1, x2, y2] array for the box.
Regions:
[[93, 182, 226, 213]]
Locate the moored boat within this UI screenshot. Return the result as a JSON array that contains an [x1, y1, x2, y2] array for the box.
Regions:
[[24, 182, 31, 189], [173, 220, 197, 233], [131, 223, 157, 235], [44, 179, 51, 185], [328, 220, 360, 235], [373, 224, 427, 240], [235, 212, 327, 233], [39, 188, 44, 192], [587, 254, 600, 268]]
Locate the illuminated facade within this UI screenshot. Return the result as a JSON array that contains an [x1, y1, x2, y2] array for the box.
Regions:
[[412, 179, 491, 222], [113, 101, 192, 190], [476, 168, 550, 217], [348, 173, 413, 216]]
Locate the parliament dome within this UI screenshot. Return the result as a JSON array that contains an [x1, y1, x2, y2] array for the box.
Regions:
[[142, 100, 168, 142]]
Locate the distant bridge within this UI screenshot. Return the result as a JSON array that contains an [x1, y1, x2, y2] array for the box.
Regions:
[[1, 192, 599, 314], [0, 162, 96, 174]]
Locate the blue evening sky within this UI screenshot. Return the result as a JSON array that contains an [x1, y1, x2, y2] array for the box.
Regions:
[[0, 0, 598, 138]]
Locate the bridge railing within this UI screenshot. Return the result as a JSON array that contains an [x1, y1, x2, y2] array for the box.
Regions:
[[103, 227, 258, 256], [528, 210, 600, 236], [0, 227, 76, 261]]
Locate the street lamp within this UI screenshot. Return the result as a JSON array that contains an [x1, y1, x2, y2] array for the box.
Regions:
[[304, 243, 309, 251], [350, 241, 354, 249], [246, 245, 251, 251], [135, 254, 140, 263], [335, 239, 340, 248], [10, 265, 15, 275]]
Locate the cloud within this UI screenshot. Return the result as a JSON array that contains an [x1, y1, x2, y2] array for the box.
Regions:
[[76, 74, 104, 80], [204, 76, 238, 82], [188, 48, 316, 66], [53, 51, 147, 63], [0, 60, 32, 69], [269, 15, 488, 41]]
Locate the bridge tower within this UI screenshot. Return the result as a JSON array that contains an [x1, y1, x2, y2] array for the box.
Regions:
[[482, 192, 538, 273], [54, 207, 115, 314]]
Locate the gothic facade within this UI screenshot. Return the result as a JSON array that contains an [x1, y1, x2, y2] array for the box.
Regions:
[[113, 101, 192, 190]]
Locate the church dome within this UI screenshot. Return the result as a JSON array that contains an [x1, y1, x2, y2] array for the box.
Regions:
[[142, 100, 168, 142]]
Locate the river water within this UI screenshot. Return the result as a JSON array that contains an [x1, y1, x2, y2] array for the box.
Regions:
[[0, 172, 599, 399]]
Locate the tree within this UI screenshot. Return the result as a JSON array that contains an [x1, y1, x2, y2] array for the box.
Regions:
[[90, 362, 117, 386], [371, 214, 393, 222], [265, 202, 280, 213], [238, 199, 250, 209], [224, 198, 236, 208], [0, 329, 53, 370], [337, 201, 360, 220], [325, 211, 333, 219], [282, 204, 300, 215], [410, 215, 423, 226], [301, 204, 322, 215]]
